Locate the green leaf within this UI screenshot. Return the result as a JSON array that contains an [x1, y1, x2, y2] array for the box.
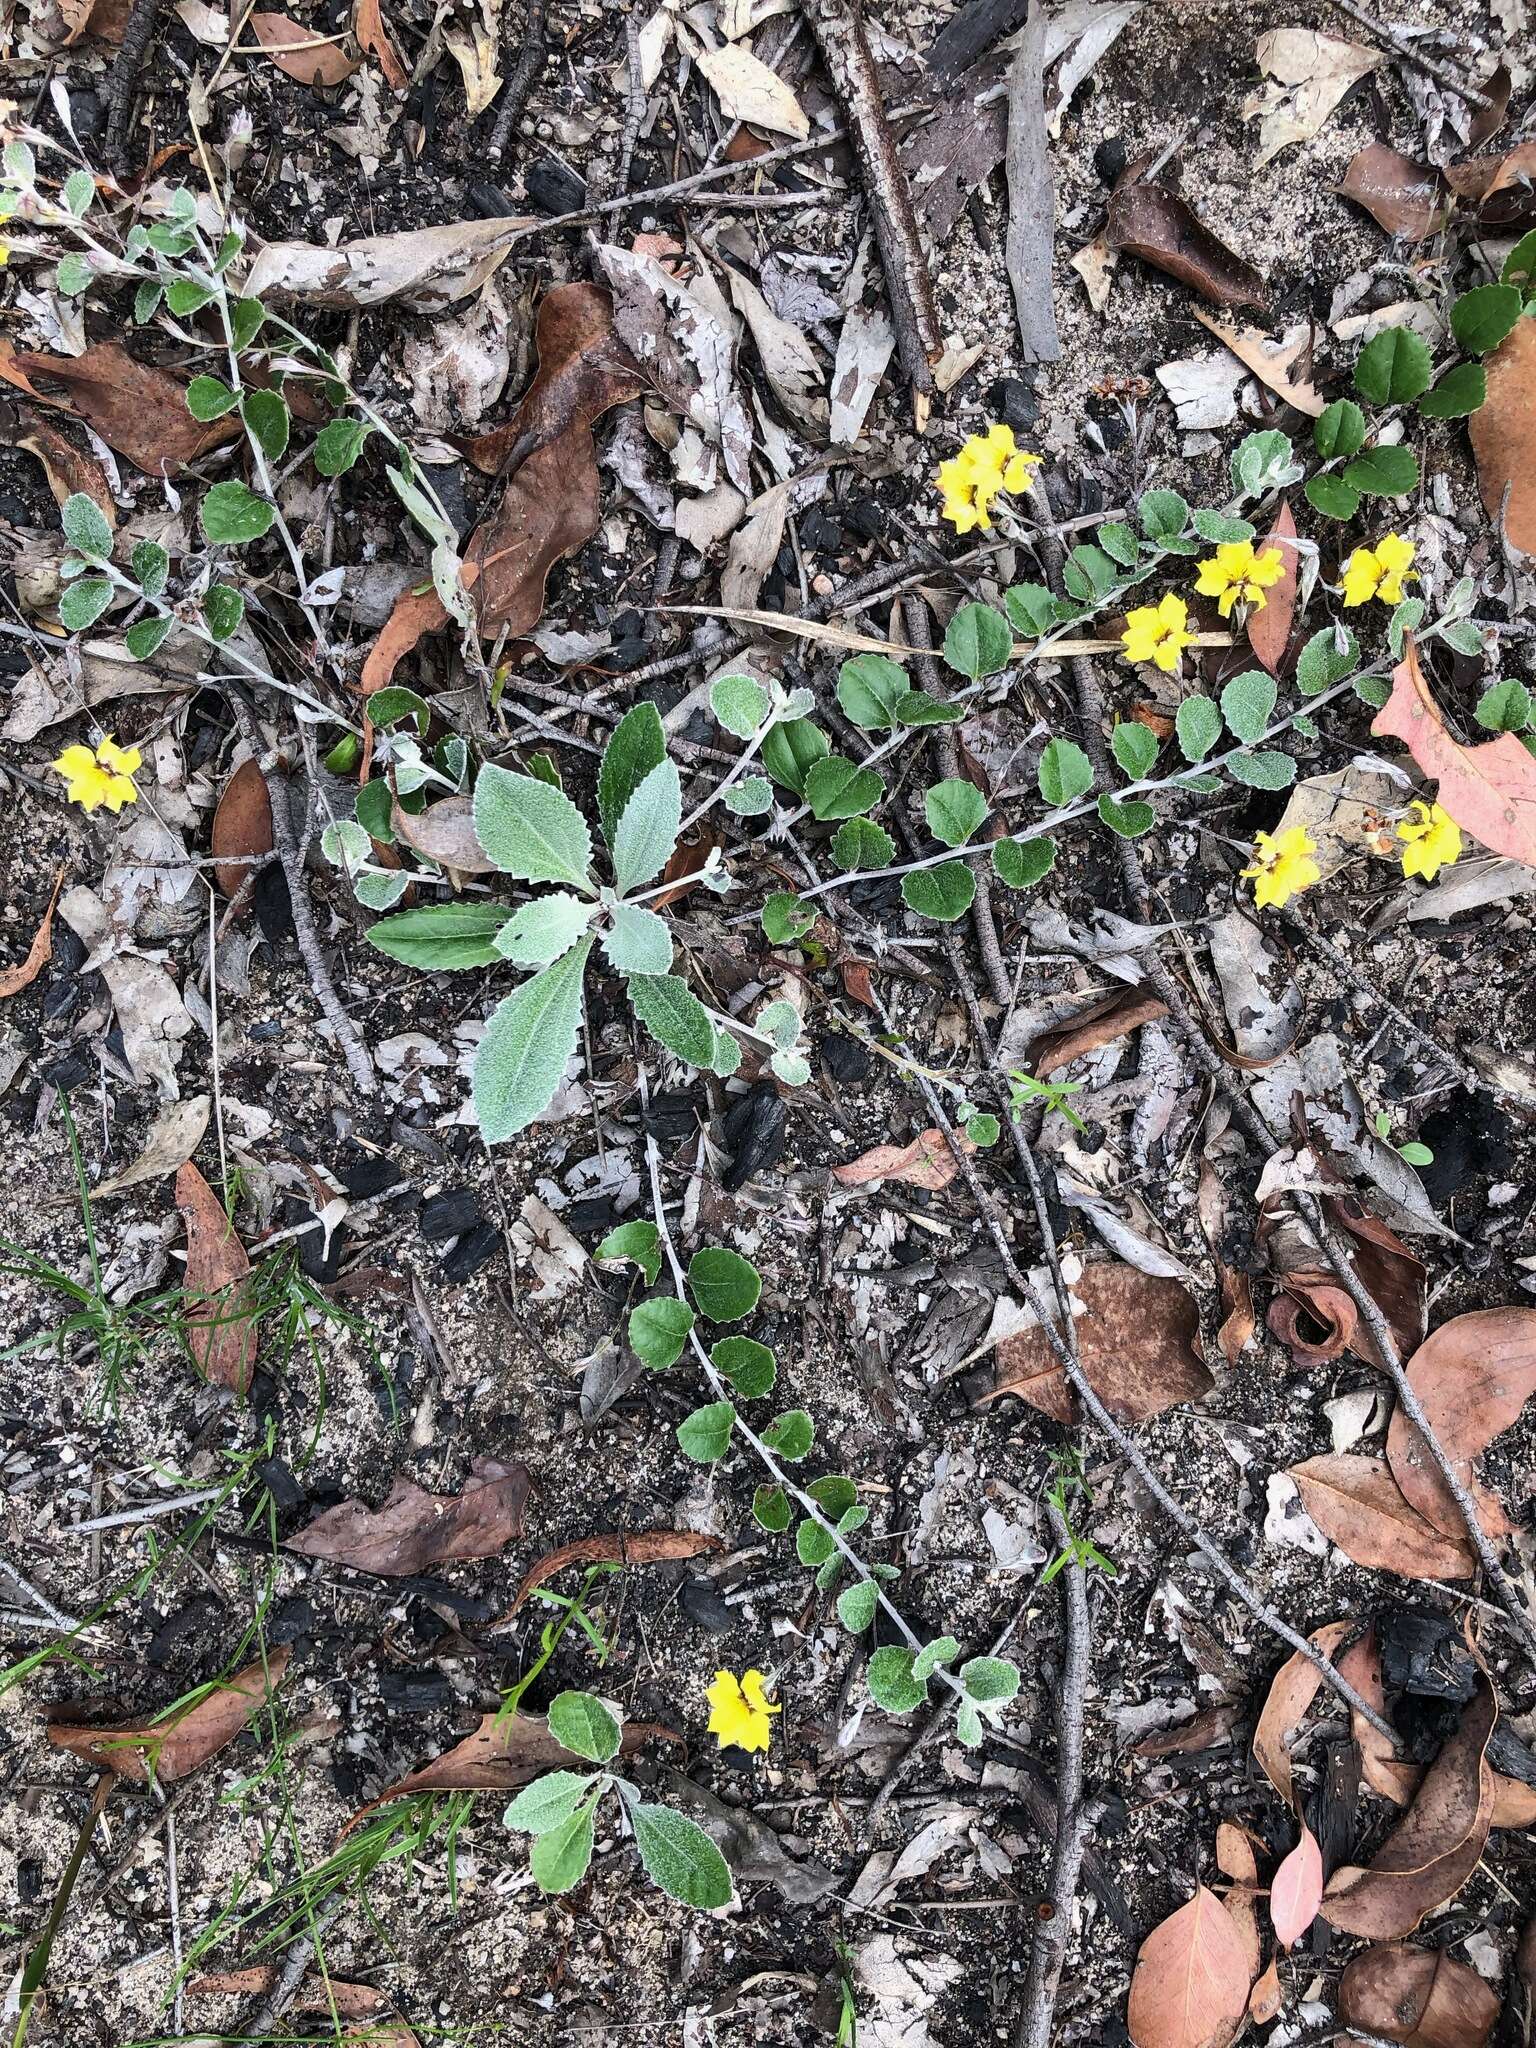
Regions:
[[1305, 473, 1361, 521], [1003, 582, 1060, 636], [1417, 362, 1486, 418], [529, 1801, 596, 1895], [687, 1247, 761, 1322], [473, 938, 593, 1143], [548, 1690, 622, 1763], [131, 540, 169, 598], [1296, 625, 1359, 697], [313, 418, 370, 476], [1388, 597, 1425, 657], [1097, 520, 1139, 566], [1355, 675, 1390, 708], [710, 672, 769, 737], [612, 756, 681, 895], [901, 862, 975, 921], [61, 492, 112, 560], [911, 1636, 960, 1684], [203, 584, 245, 641], [752, 1485, 791, 1533], [1343, 444, 1419, 499], [710, 1335, 775, 1399], [2, 140, 36, 186], [1097, 793, 1155, 837], [1398, 1141, 1434, 1168], [1451, 281, 1522, 355], [59, 578, 113, 631], [761, 893, 815, 944], [629, 1804, 731, 1910], [363, 902, 510, 969], [1192, 508, 1255, 544], [56, 253, 93, 297], [1175, 696, 1221, 762], [831, 817, 894, 872], [200, 480, 274, 545], [992, 835, 1055, 889], [370, 684, 430, 733], [836, 1581, 878, 1632], [1231, 428, 1297, 495], [760, 717, 828, 794], [1355, 325, 1432, 404], [1313, 398, 1366, 461], [628, 972, 716, 1067], [496, 893, 596, 967], [473, 766, 593, 887], [230, 297, 266, 351], [1438, 620, 1484, 657], [805, 1476, 857, 1518], [597, 700, 666, 847], [805, 756, 884, 822], [837, 653, 908, 729], [867, 1647, 926, 1715], [795, 1516, 836, 1567], [1037, 737, 1094, 807], [1138, 488, 1189, 543], [1063, 544, 1119, 602], [923, 778, 989, 848], [503, 1770, 594, 1836], [1502, 229, 1536, 292], [943, 601, 1011, 678], [762, 1409, 813, 1461], [242, 388, 290, 462], [955, 1702, 984, 1748], [595, 1220, 662, 1287], [1227, 750, 1296, 790], [1111, 722, 1158, 779], [1220, 669, 1277, 744], [895, 690, 965, 726], [165, 277, 215, 317], [600, 902, 672, 976], [723, 773, 772, 819], [1475, 679, 1532, 731], [960, 1655, 1021, 1705], [677, 1399, 735, 1464], [527, 752, 563, 790], [125, 616, 173, 661], [757, 999, 801, 1053], [629, 1295, 694, 1369], [186, 374, 239, 422]]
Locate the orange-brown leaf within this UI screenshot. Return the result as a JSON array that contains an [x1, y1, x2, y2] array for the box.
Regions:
[[1029, 984, 1168, 1078], [1385, 1308, 1535, 1545], [982, 1264, 1211, 1425], [1339, 1943, 1499, 2048], [1126, 1885, 1253, 2048], [354, 0, 407, 88], [1287, 1455, 1476, 1580], [1371, 639, 1536, 866], [175, 1161, 258, 1395], [48, 1649, 289, 1783], [499, 1529, 725, 1620], [1246, 500, 1298, 676], [1468, 315, 1536, 554], [17, 416, 117, 526], [1253, 1618, 1354, 1810], [0, 867, 65, 1001], [833, 1127, 969, 1191], [11, 341, 241, 474], [249, 10, 360, 84], [1337, 143, 1449, 239], [286, 1460, 529, 1576], [390, 794, 498, 875], [210, 757, 274, 903]]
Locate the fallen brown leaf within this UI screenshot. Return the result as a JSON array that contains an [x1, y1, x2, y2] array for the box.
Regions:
[[92, 1095, 211, 1199], [360, 578, 453, 697], [353, 0, 407, 88], [1253, 1617, 1355, 1810], [1287, 1455, 1476, 1580], [1133, 1702, 1242, 1760], [17, 417, 117, 525], [650, 827, 722, 912], [1337, 144, 1449, 240], [1248, 1959, 1283, 2026], [1385, 1308, 1535, 1546], [1270, 1823, 1323, 1950], [1322, 1675, 1495, 1939], [286, 1459, 529, 1576], [249, 10, 359, 83], [1247, 500, 1299, 675], [10, 341, 241, 474], [175, 1161, 258, 1396], [1029, 983, 1168, 1078], [499, 1529, 725, 1621], [1445, 141, 1536, 229], [981, 1263, 1212, 1425], [246, 217, 530, 311], [48, 1649, 289, 1783], [1191, 311, 1325, 416], [1372, 641, 1536, 865], [1105, 172, 1268, 311], [1335, 1625, 1424, 1808], [1339, 1943, 1499, 2048], [1214, 1822, 1264, 1981], [191, 1971, 418, 2046], [210, 757, 274, 904], [0, 867, 65, 1001], [1197, 1157, 1256, 1365], [1244, 28, 1378, 167], [1126, 1884, 1253, 2048], [390, 794, 497, 875], [1468, 316, 1536, 556], [833, 1127, 970, 1191], [1260, 1180, 1425, 1373]]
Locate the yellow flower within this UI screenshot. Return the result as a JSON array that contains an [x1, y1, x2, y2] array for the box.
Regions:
[[1194, 542, 1286, 618], [1122, 592, 1197, 672], [937, 424, 1040, 535], [705, 1668, 781, 1754], [1396, 799, 1461, 881], [1340, 532, 1417, 608], [1241, 825, 1320, 910], [52, 733, 142, 813]]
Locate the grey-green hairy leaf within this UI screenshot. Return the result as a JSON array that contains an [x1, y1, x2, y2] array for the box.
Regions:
[[503, 1770, 594, 1836], [59, 578, 114, 632], [62, 492, 113, 559], [629, 1804, 732, 1909], [1111, 722, 1158, 779], [367, 901, 512, 970], [548, 1691, 622, 1763], [611, 756, 681, 896], [200, 480, 274, 546], [867, 1647, 926, 1714], [601, 902, 672, 976], [597, 701, 666, 846], [495, 893, 595, 966], [473, 938, 593, 1143], [473, 766, 594, 887], [992, 836, 1055, 889], [1220, 669, 1277, 745], [710, 673, 769, 738], [1175, 696, 1221, 762], [628, 973, 716, 1067]]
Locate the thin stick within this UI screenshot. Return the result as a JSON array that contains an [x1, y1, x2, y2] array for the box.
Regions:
[[1329, 0, 1495, 107], [615, 13, 646, 200], [487, 0, 550, 163], [105, 0, 160, 161]]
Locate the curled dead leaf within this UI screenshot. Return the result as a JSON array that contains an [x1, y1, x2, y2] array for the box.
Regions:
[[1372, 641, 1536, 864], [10, 341, 241, 474], [0, 867, 66, 1000], [210, 756, 274, 903], [91, 1094, 211, 1199], [981, 1263, 1211, 1425], [353, 0, 406, 85], [1126, 1884, 1253, 2048], [1468, 316, 1536, 556], [1105, 172, 1268, 311], [286, 1459, 529, 1576], [833, 1127, 970, 1192], [1287, 1454, 1477, 1580], [390, 794, 498, 875], [1338, 144, 1449, 240], [1253, 1618, 1355, 1810], [1260, 1180, 1425, 1374], [1385, 1308, 1535, 1547], [48, 1649, 289, 1782], [1133, 1703, 1242, 1760], [246, 217, 532, 312], [175, 1160, 258, 1396], [1029, 983, 1168, 1078], [17, 417, 117, 525], [499, 1529, 724, 1621], [1339, 1943, 1499, 2048], [1445, 142, 1536, 229]]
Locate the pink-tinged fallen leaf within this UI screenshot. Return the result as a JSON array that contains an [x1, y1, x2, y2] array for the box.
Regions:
[[1337, 143, 1449, 239], [1253, 1618, 1355, 1810], [353, 0, 407, 88], [1248, 1959, 1283, 2025], [1372, 640, 1536, 866], [175, 1161, 258, 1396], [1127, 1885, 1253, 2048], [1467, 315, 1536, 554], [1385, 1307, 1535, 1545], [286, 1459, 530, 1576], [1247, 500, 1298, 675], [981, 1264, 1212, 1425], [1287, 1455, 1476, 1581], [833, 1127, 968, 1191], [48, 1649, 289, 1783], [1340, 1942, 1499, 2048], [1213, 1823, 1263, 1980], [1270, 1825, 1323, 1949]]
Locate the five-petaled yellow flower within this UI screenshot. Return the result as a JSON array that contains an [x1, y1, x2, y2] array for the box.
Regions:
[[1396, 799, 1461, 881], [937, 424, 1040, 535], [1122, 591, 1197, 672], [1340, 532, 1416, 608], [52, 734, 142, 813], [705, 1668, 781, 1754], [1242, 825, 1320, 910], [1194, 541, 1286, 618]]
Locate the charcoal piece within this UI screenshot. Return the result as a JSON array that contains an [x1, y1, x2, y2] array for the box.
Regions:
[[336, 1149, 399, 1198], [820, 1032, 870, 1083], [721, 1085, 785, 1190], [378, 1671, 459, 1712], [681, 1577, 736, 1634], [419, 1187, 483, 1242], [440, 1221, 501, 1283]]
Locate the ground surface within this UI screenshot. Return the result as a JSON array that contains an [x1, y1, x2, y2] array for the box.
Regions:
[[2, 0, 1535, 2044]]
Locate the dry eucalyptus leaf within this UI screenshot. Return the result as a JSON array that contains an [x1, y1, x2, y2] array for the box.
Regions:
[[287, 1458, 531, 1575], [48, 1649, 289, 1782], [245, 217, 532, 311], [1244, 28, 1378, 167], [92, 1094, 210, 1198], [693, 37, 810, 138], [176, 1159, 259, 1395], [59, 884, 193, 1100]]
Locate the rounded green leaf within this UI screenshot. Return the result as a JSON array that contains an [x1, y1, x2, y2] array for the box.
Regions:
[[600, 902, 672, 976], [1450, 281, 1522, 356], [1138, 488, 1189, 543], [836, 1580, 879, 1632], [912, 1635, 960, 1683], [831, 817, 895, 872], [1175, 696, 1221, 763], [804, 756, 885, 822], [1417, 362, 1486, 419], [1097, 793, 1155, 837], [710, 1335, 776, 1398], [687, 1246, 761, 1322], [837, 653, 907, 729], [895, 690, 965, 726], [242, 387, 290, 462], [200, 479, 274, 545], [943, 600, 1012, 679], [366, 902, 512, 969], [1296, 625, 1359, 696], [867, 1647, 926, 1715], [131, 540, 169, 598], [629, 1803, 731, 1909], [203, 584, 245, 641], [902, 861, 975, 921], [761, 1409, 813, 1461], [806, 1475, 858, 1519], [761, 892, 815, 944], [125, 615, 174, 661], [960, 1654, 1021, 1705], [62, 491, 113, 559], [752, 1484, 791, 1532], [1004, 582, 1060, 636], [1475, 679, 1532, 732], [796, 1516, 836, 1567], [628, 1296, 694, 1369], [1354, 325, 1432, 405], [1343, 444, 1419, 498], [59, 578, 114, 632], [923, 778, 989, 848], [1227, 750, 1296, 790], [1304, 473, 1360, 521], [676, 1399, 735, 1464], [313, 417, 370, 476], [1220, 669, 1277, 744], [710, 672, 769, 738], [1312, 399, 1366, 461], [1111, 722, 1158, 779], [1037, 736, 1094, 808], [595, 1219, 662, 1287], [548, 1690, 623, 1763], [993, 835, 1055, 889], [761, 718, 829, 794]]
